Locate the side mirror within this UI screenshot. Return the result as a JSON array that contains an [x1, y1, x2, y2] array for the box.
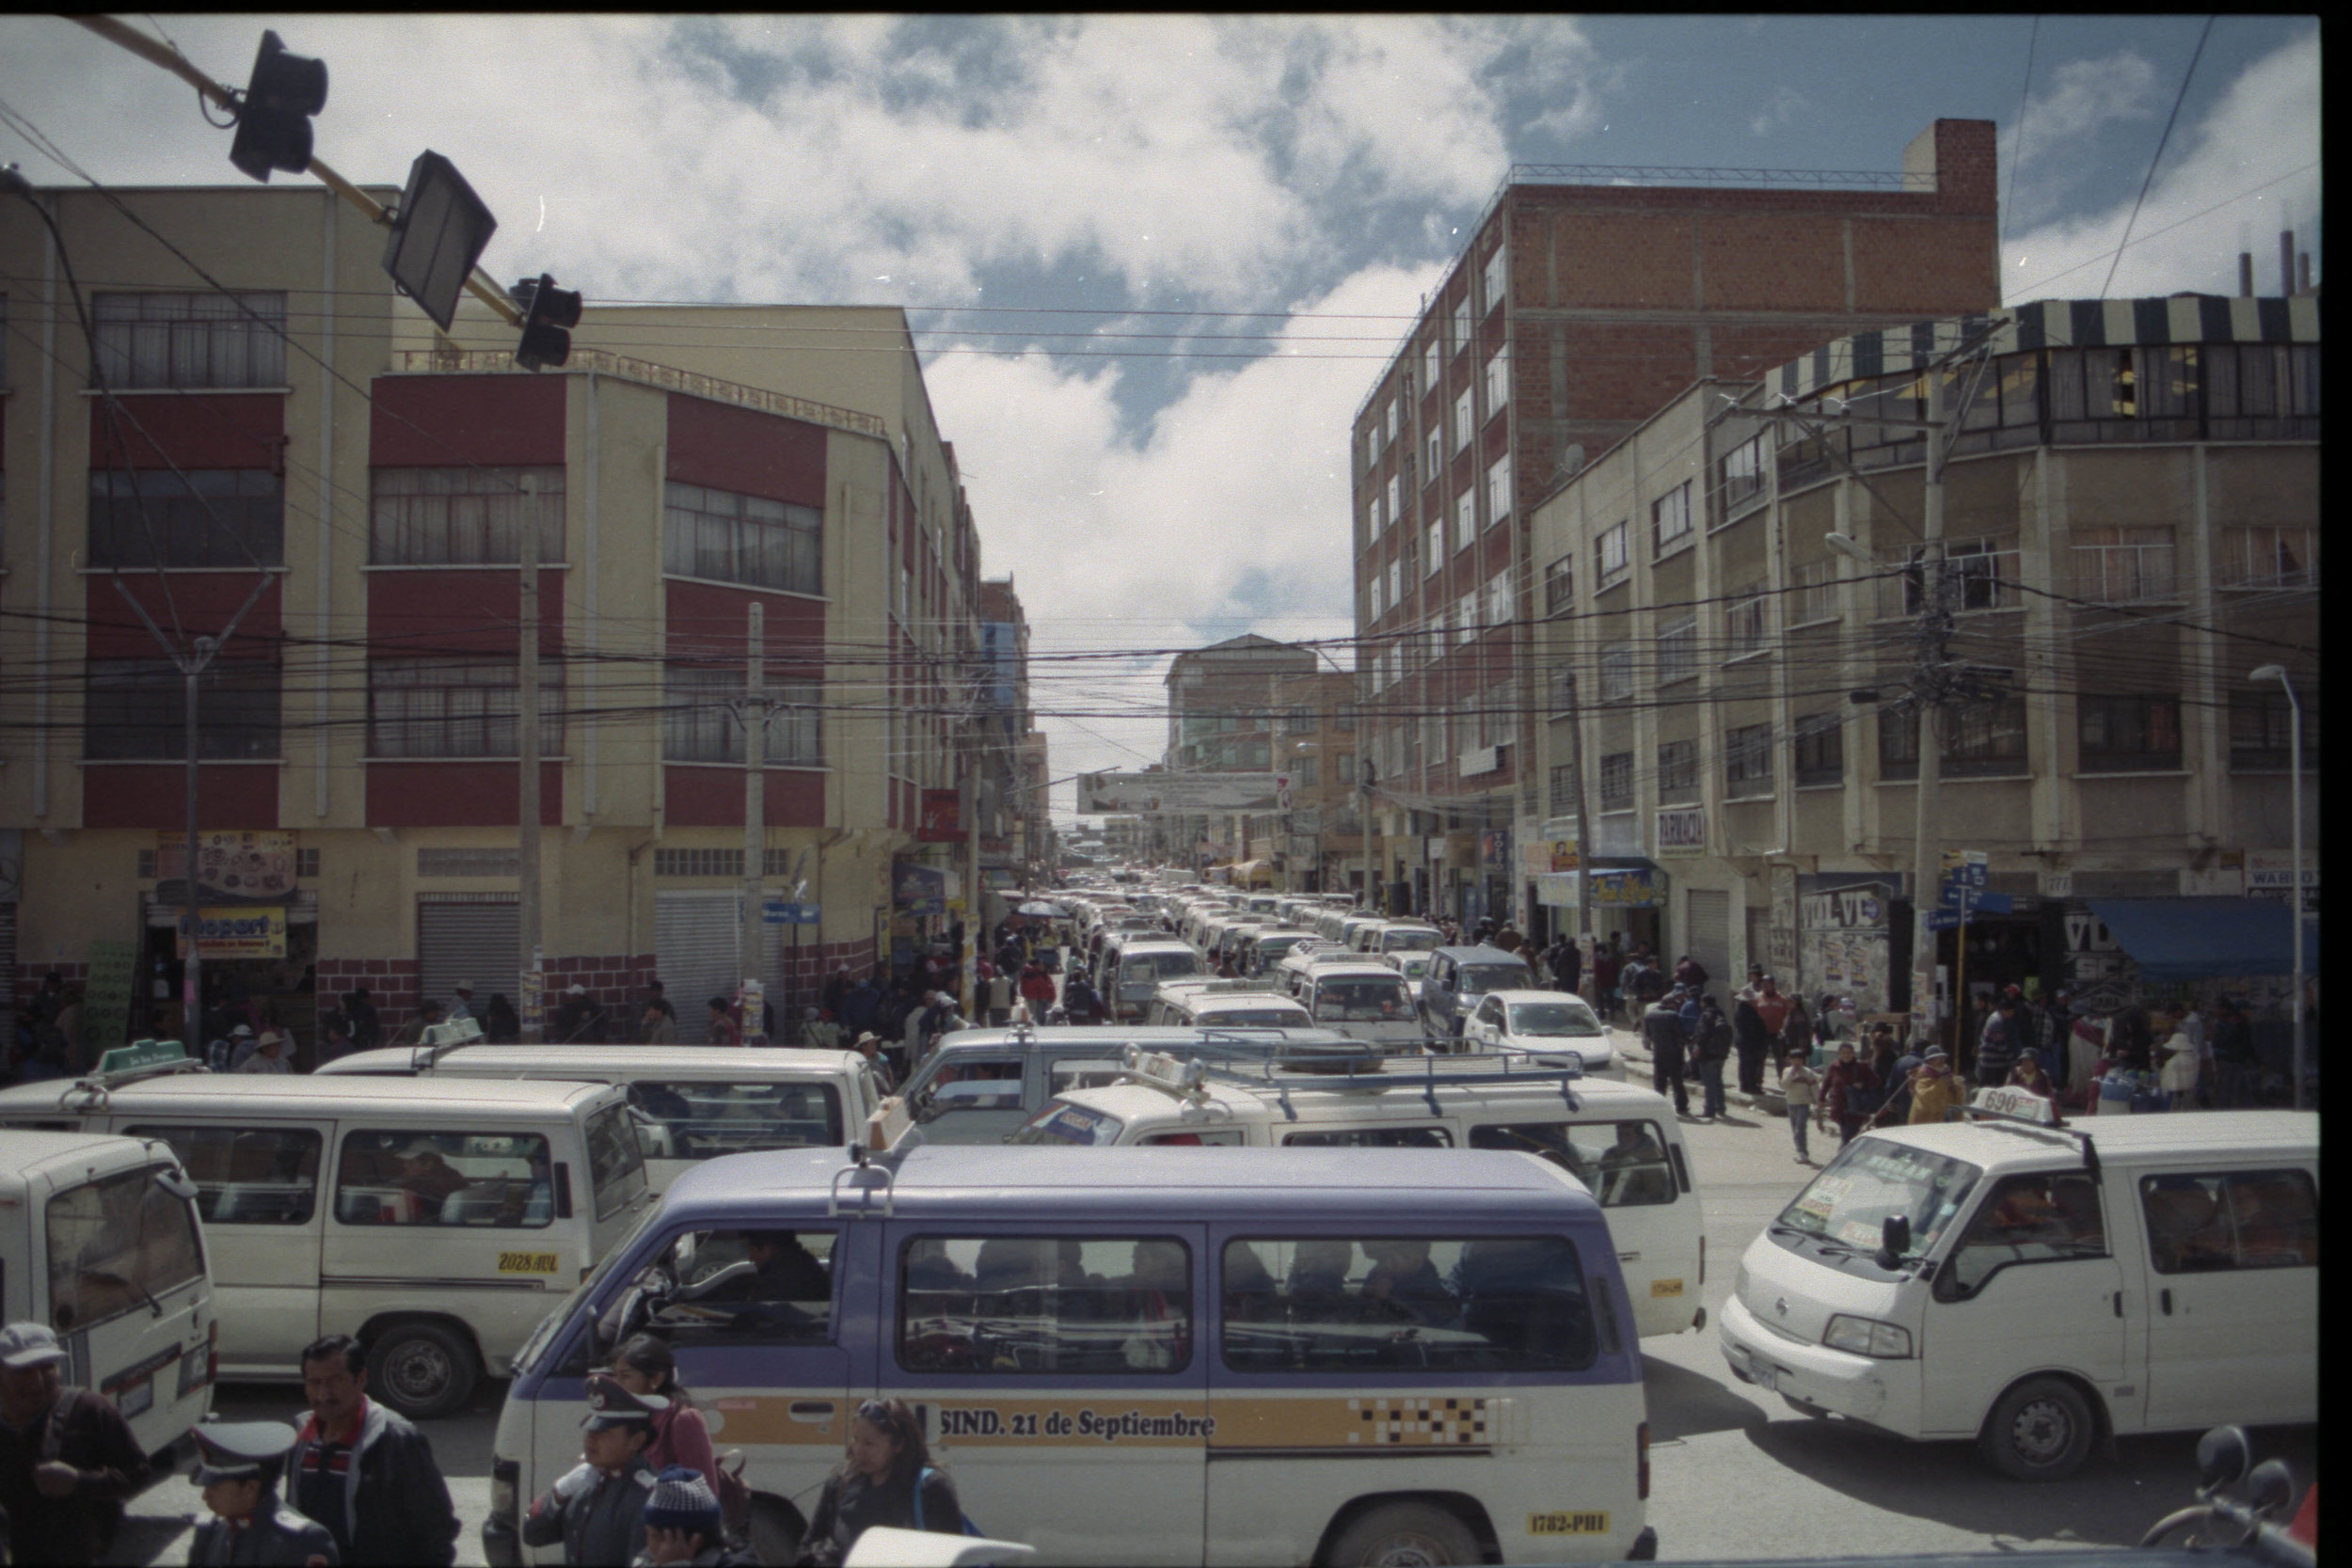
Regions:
[[2195, 1425, 2252, 1494], [2246, 1459, 2296, 1516], [1876, 1213, 1912, 1271]]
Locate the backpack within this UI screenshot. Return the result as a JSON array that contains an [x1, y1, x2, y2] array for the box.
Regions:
[[910, 1465, 983, 1537]]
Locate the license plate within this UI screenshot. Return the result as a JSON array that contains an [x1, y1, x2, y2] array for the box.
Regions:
[[1751, 1360, 1778, 1394]]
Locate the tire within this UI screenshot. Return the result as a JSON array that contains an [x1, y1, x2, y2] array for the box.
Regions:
[[1783, 1395, 1832, 1419], [1978, 1376, 2095, 1481], [746, 1497, 802, 1567], [1325, 1501, 1482, 1567], [366, 1321, 478, 1420]]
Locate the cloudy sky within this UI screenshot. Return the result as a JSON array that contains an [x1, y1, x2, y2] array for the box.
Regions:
[[0, 14, 2320, 825]]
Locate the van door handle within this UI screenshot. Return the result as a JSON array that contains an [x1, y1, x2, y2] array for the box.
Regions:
[[2159, 1289, 2173, 1315], [1618, 1251, 1641, 1263], [788, 1402, 836, 1420], [2112, 1291, 2122, 1318]]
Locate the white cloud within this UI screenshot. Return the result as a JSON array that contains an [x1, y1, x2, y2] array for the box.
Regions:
[[1749, 86, 1809, 139], [1998, 49, 2160, 231], [2003, 31, 2320, 303]]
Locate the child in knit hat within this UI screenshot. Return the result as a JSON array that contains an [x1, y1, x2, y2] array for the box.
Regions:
[[634, 1465, 753, 1567]]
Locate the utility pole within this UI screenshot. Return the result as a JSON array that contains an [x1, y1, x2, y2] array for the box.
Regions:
[[740, 602, 768, 1032], [1564, 670, 1594, 951], [179, 640, 211, 1049], [1908, 368, 1949, 1055], [517, 474, 544, 1040]]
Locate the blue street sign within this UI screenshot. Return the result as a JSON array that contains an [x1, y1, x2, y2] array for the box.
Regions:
[[1938, 886, 2014, 915], [763, 900, 821, 925], [1927, 909, 1964, 931]]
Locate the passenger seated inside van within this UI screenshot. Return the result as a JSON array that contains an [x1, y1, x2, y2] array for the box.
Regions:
[[1120, 1240, 1191, 1370], [898, 1235, 1196, 1374], [1315, 980, 1409, 1022], [1597, 1123, 1674, 1206], [739, 1230, 832, 1301]]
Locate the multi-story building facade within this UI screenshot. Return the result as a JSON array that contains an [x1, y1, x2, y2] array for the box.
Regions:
[[977, 577, 1047, 896], [1349, 119, 2002, 925], [1163, 634, 1317, 874], [1529, 294, 2318, 1049], [2, 182, 992, 1055], [1241, 670, 1363, 894]]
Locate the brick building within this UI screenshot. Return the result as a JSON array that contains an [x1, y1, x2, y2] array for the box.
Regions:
[[1349, 119, 2002, 926], [2, 182, 993, 1057]]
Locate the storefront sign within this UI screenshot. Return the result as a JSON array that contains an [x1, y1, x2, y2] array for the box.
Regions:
[[179, 907, 287, 959], [2247, 849, 2318, 911], [916, 789, 963, 843], [1592, 869, 1660, 908], [894, 863, 946, 916], [158, 832, 296, 901], [1656, 807, 1705, 854], [1077, 771, 1285, 813], [83, 939, 139, 1055], [1479, 831, 1512, 872], [1801, 887, 1889, 930], [2058, 904, 2136, 1016]]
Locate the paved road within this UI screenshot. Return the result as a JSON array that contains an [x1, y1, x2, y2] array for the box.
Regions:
[[115, 1026, 2313, 1565]]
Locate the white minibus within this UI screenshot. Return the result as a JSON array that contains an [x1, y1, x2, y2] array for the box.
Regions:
[[486, 1143, 1656, 1566], [1297, 962, 1427, 1051], [316, 1037, 883, 1192], [1, 1127, 215, 1467], [1143, 979, 1314, 1032], [1720, 1103, 2317, 1480], [0, 1068, 650, 1418], [1009, 1050, 1706, 1338]]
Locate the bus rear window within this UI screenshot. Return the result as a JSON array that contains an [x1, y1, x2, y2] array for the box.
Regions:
[[1221, 1236, 1595, 1374], [628, 1082, 843, 1161], [46, 1164, 206, 1333]]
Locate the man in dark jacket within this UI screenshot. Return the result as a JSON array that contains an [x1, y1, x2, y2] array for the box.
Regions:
[[288, 1335, 459, 1566], [1694, 994, 1735, 1120], [1639, 993, 1691, 1117], [1731, 990, 1774, 1098], [523, 1374, 659, 1567], [0, 1323, 148, 1565]]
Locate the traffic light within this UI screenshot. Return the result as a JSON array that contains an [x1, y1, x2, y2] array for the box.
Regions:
[[228, 30, 328, 182], [512, 275, 582, 372]]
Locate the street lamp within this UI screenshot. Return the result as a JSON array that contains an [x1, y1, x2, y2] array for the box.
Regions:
[[2247, 665, 2306, 1109], [1823, 531, 1875, 564]]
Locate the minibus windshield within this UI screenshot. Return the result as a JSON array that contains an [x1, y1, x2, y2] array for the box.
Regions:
[[1774, 1141, 1981, 1260], [1312, 979, 1412, 1022], [514, 1202, 663, 1376], [1458, 964, 1532, 997], [1122, 952, 1201, 984], [1381, 928, 1442, 953], [1199, 1006, 1310, 1027], [1507, 1002, 1603, 1037], [1010, 1103, 1126, 1147]]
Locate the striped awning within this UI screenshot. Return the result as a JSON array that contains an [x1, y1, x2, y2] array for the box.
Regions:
[[1772, 293, 2322, 404]]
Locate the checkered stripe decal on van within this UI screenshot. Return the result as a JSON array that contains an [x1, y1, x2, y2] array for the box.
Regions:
[[1349, 1396, 1486, 1445]]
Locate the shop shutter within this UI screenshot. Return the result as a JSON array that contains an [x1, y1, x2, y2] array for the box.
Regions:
[[1687, 888, 1731, 1003], [416, 897, 519, 1017], [657, 890, 741, 1044]]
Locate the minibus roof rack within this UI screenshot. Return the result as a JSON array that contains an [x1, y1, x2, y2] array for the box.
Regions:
[[414, 1017, 486, 1069], [1122, 1046, 1582, 1119], [1957, 1093, 2102, 1180]]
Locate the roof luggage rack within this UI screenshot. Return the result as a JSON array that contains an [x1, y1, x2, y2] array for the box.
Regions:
[[413, 1017, 486, 1070], [1120, 1044, 1582, 1118]]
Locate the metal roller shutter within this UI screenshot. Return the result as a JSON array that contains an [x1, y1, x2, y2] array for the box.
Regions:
[[417, 897, 519, 1018], [657, 891, 742, 1044], [1686, 888, 1731, 1005]]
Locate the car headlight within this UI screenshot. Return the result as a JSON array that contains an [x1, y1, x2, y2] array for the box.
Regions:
[[1822, 1314, 1913, 1358]]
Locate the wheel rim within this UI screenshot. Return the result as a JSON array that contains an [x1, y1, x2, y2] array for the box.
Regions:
[[1359, 1530, 1460, 1567], [2008, 1395, 2076, 1465], [384, 1339, 453, 1406]]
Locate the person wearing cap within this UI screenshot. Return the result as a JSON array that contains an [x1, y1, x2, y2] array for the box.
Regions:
[[392, 1141, 471, 1218], [523, 1372, 660, 1567], [554, 985, 611, 1045], [1907, 1048, 1964, 1125], [635, 1463, 753, 1567], [287, 1335, 458, 1567], [0, 1323, 149, 1564], [237, 1030, 294, 1075], [188, 1420, 341, 1566], [446, 982, 476, 1024], [850, 1032, 895, 1093]]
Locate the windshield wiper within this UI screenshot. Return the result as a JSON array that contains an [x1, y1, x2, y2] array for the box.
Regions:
[[86, 1265, 166, 1320]]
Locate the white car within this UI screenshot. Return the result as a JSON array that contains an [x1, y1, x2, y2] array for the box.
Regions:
[[1459, 988, 1614, 1070]]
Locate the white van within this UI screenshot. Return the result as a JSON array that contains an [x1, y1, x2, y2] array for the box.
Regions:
[[1099, 936, 1205, 1022], [0, 1069, 650, 1418], [316, 1037, 882, 1192], [1144, 979, 1315, 1031], [1, 1126, 215, 1466], [1720, 1103, 2318, 1480], [1297, 962, 1427, 1051], [1011, 1049, 1708, 1338]]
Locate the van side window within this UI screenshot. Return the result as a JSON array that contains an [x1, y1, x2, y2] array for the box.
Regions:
[[126, 1124, 320, 1226], [334, 1131, 554, 1227], [584, 1103, 648, 1219], [1220, 1236, 1595, 1374], [1049, 1060, 1125, 1095], [1470, 1121, 1676, 1208], [628, 1081, 842, 1162], [46, 1164, 207, 1333], [913, 1055, 1027, 1126], [2138, 1169, 2319, 1275], [617, 1228, 835, 1348], [1943, 1173, 2107, 1297], [1284, 1127, 1453, 1149], [898, 1236, 1193, 1375]]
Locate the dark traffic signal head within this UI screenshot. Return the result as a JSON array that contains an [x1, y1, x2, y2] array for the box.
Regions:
[[513, 274, 583, 371], [228, 30, 328, 182]]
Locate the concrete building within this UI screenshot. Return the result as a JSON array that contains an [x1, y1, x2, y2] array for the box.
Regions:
[[1242, 670, 1364, 894], [1348, 120, 2002, 927], [1161, 634, 1318, 874], [2, 182, 993, 1056], [1527, 294, 2318, 1053], [977, 577, 1048, 896]]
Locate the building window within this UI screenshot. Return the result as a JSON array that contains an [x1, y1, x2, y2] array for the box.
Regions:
[[1365, 420, 1381, 466], [1422, 337, 1440, 390], [1724, 722, 1774, 798], [2228, 689, 2317, 770], [2217, 527, 2317, 590], [1549, 665, 1577, 715], [1596, 522, 1629, 582], [1368, 493, 1385, 537], [2072, 527, 2176, 603], [92, 292, 286, 388], [1425, 520, 1443, 577], [1549, 762, 1578, 814], [1887, 536, 2020, 617], [1489, 678, 1518, 751], [1598, 641, 1634, 704], [2078, 694, 2182, 773], [663, 481, 822, 595], [1486, 452, 1513, 526], [88, 469, 284, 568], [1720, 432, 1768, 512], [1457, 590, 1478, 643], [371, 466, 564, 565], [1454, 388, 1474, 453], [1790, 558, 1838, 624], [1483, 347, 1510, 415], [1651, 482, 1692, 553], [1368, 572, 1385, 620], [1724, 584, 1769, 658], [663, 666, 822, 766], [1423, 424, 1442, 481], [1481, 246, 1507, 310], [1543, 554, 1574, 617], [1337, 752, 1356, 784], [1294, 756, 1319, 788], [1879, 704, 1920, 781], [1454, 491, 1476, 554], [86, 658, 280, 760], [369, 657, 563, 758], [1658, 739, 1699, 803], [1335, 703, 1357, 733], [1656, 614, 1697, 685], [1946, 695, 2030, 778], [1599, 752, 1634, 810], [1386, 400, 1399, 443], [1792, 713, 1843, 785], [1452, 296, 1470, 356], [1386, 475, 1401, 526], [1387, 560, 1402, 610], [1486, 571, 1511, 631]]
